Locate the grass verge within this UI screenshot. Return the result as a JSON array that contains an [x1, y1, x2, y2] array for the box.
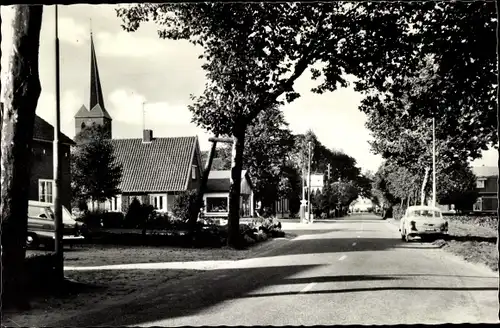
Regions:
[[439, 220, 498, 272], [3, 237, 287, 327]]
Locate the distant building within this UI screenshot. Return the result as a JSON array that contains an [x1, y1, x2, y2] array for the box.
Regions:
[[350, 197, 373, 212], [75, 32, 202, 213], [471, 166, 498, 213], [307, 173, 324, 193]]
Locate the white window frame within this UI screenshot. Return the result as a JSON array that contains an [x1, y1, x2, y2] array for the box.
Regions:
[[476, 179, 486, 189], [38, 179, 54, 203], [206, 196, 229, 213], [109, 195, 122, 212], [192, 165, 197, 180], [473, 198, 483, 211], [150, 194, 168, 212]]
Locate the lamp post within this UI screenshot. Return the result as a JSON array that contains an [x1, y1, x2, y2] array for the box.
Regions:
[[307, 141, 312, 222], [432, 117, 437, 208], [53, 4, 64, 282]]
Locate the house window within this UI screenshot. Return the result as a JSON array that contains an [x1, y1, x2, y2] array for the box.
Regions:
[[473, 198, 483, 211], [476, 179, 485, 188], [39, 179, 53, 203], [192, 165, 197, 180], [206, 197, 228, 213], [150, 194, 167, 212], [110, 196, 121, 212]]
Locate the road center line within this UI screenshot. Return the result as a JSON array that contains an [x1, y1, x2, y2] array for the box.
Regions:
[[339, 255, 347, 261], [300, 282, 317, 293]]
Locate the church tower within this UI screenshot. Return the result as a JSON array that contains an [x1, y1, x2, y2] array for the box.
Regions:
[[74, 31, 112, 138]]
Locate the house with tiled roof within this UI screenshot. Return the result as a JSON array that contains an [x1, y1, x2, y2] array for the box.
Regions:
[[204, 170, 255, 218], [75, 32, 202, 213], [105, 132, 203, 212], [1, 102, 75, 209], [471, 165, 498, 213]]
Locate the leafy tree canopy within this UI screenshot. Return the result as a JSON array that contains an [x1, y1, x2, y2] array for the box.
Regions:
[[71, 123, 123, 205]]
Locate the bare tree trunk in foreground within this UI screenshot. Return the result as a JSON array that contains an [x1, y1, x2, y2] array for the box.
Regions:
[[1, 5, 44, 310], [227, 127, 246, 249], [420, 167, 430, 206]]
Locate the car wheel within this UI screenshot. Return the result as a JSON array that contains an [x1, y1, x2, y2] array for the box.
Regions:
[[404, 229, 411, 243], [26, 233, 40, 249]]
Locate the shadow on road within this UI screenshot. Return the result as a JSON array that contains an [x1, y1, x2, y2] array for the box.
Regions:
[[43, 220, 495, 327], [253, 237, 407, 258], [243, 286, 499, 299]]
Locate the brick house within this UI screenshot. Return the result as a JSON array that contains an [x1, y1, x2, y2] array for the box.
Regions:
[[0, 102, 75, 209], [472, 166, 498, 213]]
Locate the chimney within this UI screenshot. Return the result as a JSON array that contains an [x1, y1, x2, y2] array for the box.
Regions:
[[142, 129, 153, 143]]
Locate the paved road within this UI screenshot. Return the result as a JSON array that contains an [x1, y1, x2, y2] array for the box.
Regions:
[[53, 214, 499, 326]]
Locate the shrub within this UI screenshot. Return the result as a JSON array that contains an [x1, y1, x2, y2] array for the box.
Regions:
[[392, 205, 404, 220], [80, 210, 104, 229], [101, 212, 125, 228], [171, 190, 199, 222], [147, 212, 171, 230], [123, 198, 155, 229]]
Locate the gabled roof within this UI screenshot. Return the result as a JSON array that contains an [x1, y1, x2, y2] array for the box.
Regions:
[[1, 102, 74, 145], [75, 105, 90, 118], [111, 136, 199, 193], [472, 166, 498, 178], [33, 116, 75, 145], [206, 170, 250, 192]]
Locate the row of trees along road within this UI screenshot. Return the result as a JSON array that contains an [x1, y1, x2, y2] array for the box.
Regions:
[[1, 2, 497, 309], [115, 2, 497, 249], [202, 121, 372, 218]]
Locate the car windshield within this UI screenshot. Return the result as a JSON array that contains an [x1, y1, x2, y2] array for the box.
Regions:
[[409, 210, 441, 218]]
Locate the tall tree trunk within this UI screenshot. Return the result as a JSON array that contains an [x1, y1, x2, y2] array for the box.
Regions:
[[227, 127, 246, 249], [190, 140, 217, 232], [420, 167, 430, 206], [496, 0, 500, 319], [1, 5, 44, 310]]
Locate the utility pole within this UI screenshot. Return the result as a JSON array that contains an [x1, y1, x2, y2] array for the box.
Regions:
[[327, 163, 331, 182], [432, 117, 436, 208], [307, 141, 312, 222], [337, 176, 341, 217], [300, 154, 307, 223], [53, 4, 64, 282]]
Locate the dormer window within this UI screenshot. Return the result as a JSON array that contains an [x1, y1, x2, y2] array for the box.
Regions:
[[192, 165, 197, 180]]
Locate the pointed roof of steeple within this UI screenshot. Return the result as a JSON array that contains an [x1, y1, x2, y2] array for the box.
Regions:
[[89, 32, 112, 120]]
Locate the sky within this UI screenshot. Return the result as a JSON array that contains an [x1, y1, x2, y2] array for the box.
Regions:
[[1, 4, 497, 173]]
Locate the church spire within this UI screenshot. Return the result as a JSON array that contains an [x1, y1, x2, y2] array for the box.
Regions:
[[90, 31, 105, 111]]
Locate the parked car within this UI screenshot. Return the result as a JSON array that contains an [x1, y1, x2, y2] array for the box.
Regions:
[[27, 201, 85, 249], [399, 205, 448, 242]]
